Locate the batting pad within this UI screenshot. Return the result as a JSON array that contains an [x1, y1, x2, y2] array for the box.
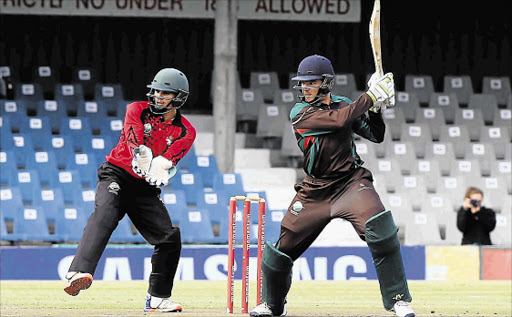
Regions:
[[261, 241, 293, 315], [365, 210, 412, 310]]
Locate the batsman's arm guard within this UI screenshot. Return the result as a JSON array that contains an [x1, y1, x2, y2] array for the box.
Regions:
[[365, 210, 412, 310], [261, 241, 293, 316]]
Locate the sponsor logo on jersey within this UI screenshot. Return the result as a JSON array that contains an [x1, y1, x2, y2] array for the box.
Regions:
[[357, 183, 373, 192], [108, 182, 120, 195], [144, 123, 152, 134], [166, 136, 173, 146], [290, 201, 304, 216]]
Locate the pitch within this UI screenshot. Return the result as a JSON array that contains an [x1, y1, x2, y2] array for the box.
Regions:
[[1, 280, 510, 316]]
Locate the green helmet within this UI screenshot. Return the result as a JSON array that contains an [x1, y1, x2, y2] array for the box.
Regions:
[[146, 68, 189, 114]]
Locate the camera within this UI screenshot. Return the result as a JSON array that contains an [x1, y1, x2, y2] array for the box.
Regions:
[[470, 199, 481, 207]]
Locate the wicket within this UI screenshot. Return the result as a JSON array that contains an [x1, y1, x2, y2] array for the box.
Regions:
[[227, 195, 266, 314]]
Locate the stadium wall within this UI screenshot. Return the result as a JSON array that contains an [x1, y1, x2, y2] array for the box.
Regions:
[[0, 245, 510, 281]]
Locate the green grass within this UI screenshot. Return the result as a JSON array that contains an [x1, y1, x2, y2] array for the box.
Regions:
[[1, 280, 511, 316]]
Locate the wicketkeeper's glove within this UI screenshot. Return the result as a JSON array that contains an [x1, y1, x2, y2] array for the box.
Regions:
[[146, 156, 174, 187], [132, 145, 153, 177], [366, 72, 395, 112]]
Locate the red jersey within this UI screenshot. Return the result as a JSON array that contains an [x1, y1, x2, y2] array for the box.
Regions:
[[106, 101, 196, 178]]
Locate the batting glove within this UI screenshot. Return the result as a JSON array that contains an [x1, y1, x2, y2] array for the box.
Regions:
[[146, 156, 174, 187], [366, 72, 395, 111], [132, 145, 153, 177]]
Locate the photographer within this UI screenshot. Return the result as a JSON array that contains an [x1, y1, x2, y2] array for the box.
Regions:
[[457, 187, 496, 245]]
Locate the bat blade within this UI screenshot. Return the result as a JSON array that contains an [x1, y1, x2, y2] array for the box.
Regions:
[[369, 0, 383, 76]]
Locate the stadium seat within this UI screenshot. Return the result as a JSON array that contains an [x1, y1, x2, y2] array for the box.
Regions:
[[170, 171, 204, 206], [0, 216, 12, 240], [384, 142, 416, 175], [492, 109, 511, 137], [491, 214, 512, 246], [33, 187, 65, 223], [1, 100, 27, 120], [53, 206, 89, 242], [71, 67, 99, 100], [0, 187, 24, 222], [428, 92, 459, 124], [18, 117, 53, 151], [332, 73, 357, 97], [453, 108, 485, 141], [175, 147, 197, 173], [414, 108, 446, 141], [76, 101, 109, 131], [265, 209, 284, 242], [479, 126, 511, 160], [398, 175, 429, 211], [410, 159, 442, 193], [93, 83, 125, 116], [378, 192, 413, 229], [373, 159, 402, 193], [249, 71, 280, 103], [192, 155, 220, 189], [381, 107, 406, 140], [12, 206, 52, 241], [273, 89, 296, 110], [404, 75, 434, 104], [179, 208, 215, 243], [32, 66, 57, 100], [442, 75, 474, 105], [452, 159, 483, 185], [35, 100, 67, 132], [467, 93, 499, 125], [66, 153, 98, 188], [10, 169, 41, 205], [420, 193, 456, 228], [395, 91, 421, 123], [14, 83, 44, 104], [71, 189, 96, 217], [399, 123, 433, 158], [41, 135, 75, 170], [280, 124, 303, 165], [10, 133, 34, 168], [0, 116, 14, 150], [98, 117, 123, 141], [436, 175, 467, 211], [256, 104, 289, 139], [161, 189, 188, 223], [25, 151, 59, 187], [115, 101, 130, 119], [404, 212, 443, 245], [235, 149, 272, 170], [195, 190, 228, 224], [54, 83, 85, 115], [438, 125, 471, 159], [443, 213, 463, 245], [213, 173, 245, 199], [54, 170, 83, 204], [0, 150, 18, 185], [481, 177, 509, 214], [59, 117, 93, 152], [490, 161, 511, 195], [482, 76, 511, 106], [463, 143, 496, 176], [86, 136, 114, 166]]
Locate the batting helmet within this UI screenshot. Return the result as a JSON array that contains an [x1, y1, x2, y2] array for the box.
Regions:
[[291, 55, 335, 104], [146, 68, 189, 114]]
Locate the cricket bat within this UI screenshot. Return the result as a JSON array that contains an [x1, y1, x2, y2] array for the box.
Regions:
[[369, 0, 383, 77]]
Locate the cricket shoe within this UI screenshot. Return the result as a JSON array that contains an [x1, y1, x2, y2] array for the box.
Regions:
[[144, 295, 183, 313], [64, 272, 93, 296], [390, 300, 415, 317], [249, 302, 287, 317]]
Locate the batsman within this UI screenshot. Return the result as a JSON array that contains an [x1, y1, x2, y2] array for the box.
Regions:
[[249, 54, 415, 317]]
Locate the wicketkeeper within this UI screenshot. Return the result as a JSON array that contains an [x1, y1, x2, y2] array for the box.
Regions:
[[64, 68, 196, 313], [250, 55, 415, 317]]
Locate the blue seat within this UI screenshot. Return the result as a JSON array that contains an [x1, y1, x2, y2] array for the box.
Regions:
[[176, 149, 198, 173], [12, 206, 52, 241], [59, 117, 93, 152], [179, 208, 215, 243], [54, 83, 85, 114], [265, 209, 285, 242], [110, 216, 145, 243], [32, 66, 58, 100], [18, 116, 53, 151], [53, 170, 83, 204], [11, 133, 34, 168], [35, 100, 68, 132], [53, 206, 89, 242], [94, 83, 125, 116], [33, 187, 65, 223], [0, 116, 15, 150], [115, 101, 130, 119], [0, 216, 12, 241], [0, 187, 24, 222], [14, 83, 45, 104], [213, 173, 245, 199], [40, 135, 75, 170], [25, 151, 59, 187], [86, 136, 114, 166], [192, 155, 220, 188], [161, 189, 188, 223], [1, 150, 18, 185], [170, 171, 204, 206], [195, 190, 228, 224], [10, 169, 40, 205], [72, 188, 96, 217], [77, 101, 109, 131], [66, 153, 98, 188], [1, 100, 27, 122], [98, 117, 123, 142]]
